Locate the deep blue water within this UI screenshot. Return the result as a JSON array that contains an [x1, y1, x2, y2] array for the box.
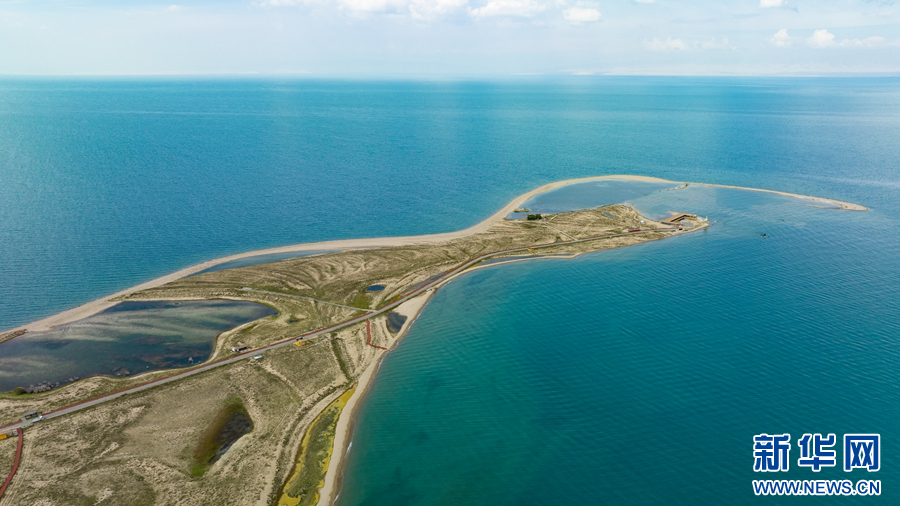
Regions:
[[1, 77, 899, 503], [2, 77, 898, 330]]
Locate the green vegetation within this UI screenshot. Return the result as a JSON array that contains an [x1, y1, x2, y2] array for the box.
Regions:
[[351, 288, 371, 310], [191, 397, 254, 477], [278, 388, 355, 506], [330, 339, 352, 381]]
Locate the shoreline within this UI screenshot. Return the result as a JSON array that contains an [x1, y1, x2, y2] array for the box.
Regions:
[[313, 219, 715, 506], [0, 175, 869, 503], [3, 175, 866, 336], [316, 292, 433, 506]]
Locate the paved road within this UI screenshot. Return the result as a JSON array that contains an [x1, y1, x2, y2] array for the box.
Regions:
[[0, 227, 677, 432]]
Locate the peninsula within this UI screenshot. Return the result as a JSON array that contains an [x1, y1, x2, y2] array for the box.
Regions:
[[0, 176, 863, 506]]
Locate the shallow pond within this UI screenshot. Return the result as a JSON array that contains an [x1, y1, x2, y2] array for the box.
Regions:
[[208, 407, 254, 465], [0, 299, 276, 392]]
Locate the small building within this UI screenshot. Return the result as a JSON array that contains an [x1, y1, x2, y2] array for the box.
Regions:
[[661, 213, 698, 226], [231, 344, 250, 353]]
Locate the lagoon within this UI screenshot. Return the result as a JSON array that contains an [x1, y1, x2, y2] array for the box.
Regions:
[[0, 299, 276, 392]]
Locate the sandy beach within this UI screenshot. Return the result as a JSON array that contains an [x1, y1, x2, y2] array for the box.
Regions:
[[5, 174, 866, 336]]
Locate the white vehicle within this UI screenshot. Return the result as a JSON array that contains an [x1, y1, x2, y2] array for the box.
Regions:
[[252, 354, 264, 361]]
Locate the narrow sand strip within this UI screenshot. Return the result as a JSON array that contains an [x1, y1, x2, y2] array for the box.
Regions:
[[687, 182, 868, 211], [6, 174, 864, 334]]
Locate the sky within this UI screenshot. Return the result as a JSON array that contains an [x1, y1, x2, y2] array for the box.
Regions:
[[0, 0, 898, 75]]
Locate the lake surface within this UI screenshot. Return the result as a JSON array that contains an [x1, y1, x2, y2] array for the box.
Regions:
[[3, 77, 897, 331], [337, 185, 900, 505], [1, 77, 899, 503], [0, 300, 276, 392]]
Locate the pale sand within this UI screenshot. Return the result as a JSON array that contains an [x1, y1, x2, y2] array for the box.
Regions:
[[317, 293, 432, 506], [6, 174, 865, 335], [686, 182, 869, 211]]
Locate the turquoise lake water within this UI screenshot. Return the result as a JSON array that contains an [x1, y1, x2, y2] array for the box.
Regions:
[[1, 77, 899, 503], [338, 184, 900, 505]]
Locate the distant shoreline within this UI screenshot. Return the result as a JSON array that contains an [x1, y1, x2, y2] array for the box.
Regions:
[[3, 175, 866, 337]]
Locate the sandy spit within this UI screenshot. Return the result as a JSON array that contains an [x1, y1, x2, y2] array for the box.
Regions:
[[5, 174, 865, 335], [687, 182, 868, 211]]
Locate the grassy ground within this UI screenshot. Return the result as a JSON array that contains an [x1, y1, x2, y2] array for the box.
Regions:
[[119, 204, 654, 358], [0, 205, 687, 505], [0, 321, 387, 506], [0, 434, 16, 485]]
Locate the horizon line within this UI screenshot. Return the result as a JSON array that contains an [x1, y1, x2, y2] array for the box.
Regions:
[[2, 71, 900, 79]]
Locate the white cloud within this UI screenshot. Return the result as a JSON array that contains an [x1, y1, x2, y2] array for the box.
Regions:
[[839, 36, 887, 48], [469, 0, 545, 17], [259, 0, 467, 16], [339, 0, 410, 13], [256, 0, 305, 6], [165, 4, 186, 11], [409, 0, 468, 18], [796, 30, 897, 49], [563, 7, 600, 23], [697, 37, 733, 50], [769, 28, 791, 47], [808, 29, 835, 47], [634, 0, 656, 3], [760, 0, 783, 8], [643, 37, 688, 51]]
